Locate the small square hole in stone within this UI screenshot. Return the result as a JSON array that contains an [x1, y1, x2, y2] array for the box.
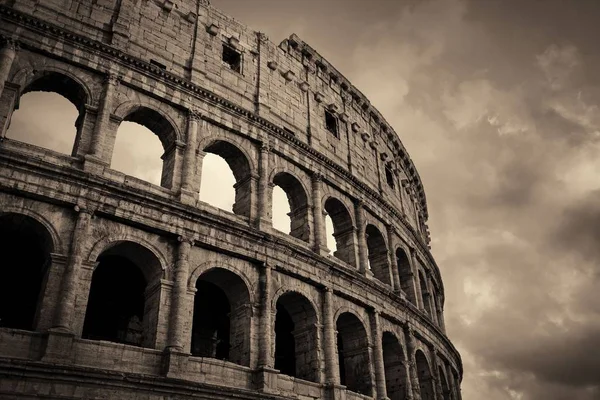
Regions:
[[222, 44, 242, 73]]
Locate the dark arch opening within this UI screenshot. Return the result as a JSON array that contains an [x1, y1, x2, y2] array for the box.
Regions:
[[272, 172, 310, 242], [82, 241, 162, 348], [415, 350, 434, 400], [7, 72, 87, 156], [382, 332, 408, 400], [336, 312, 372, 396], [439, 366, 451, 400], [396, 248, 416, 305], [365, 224, 391, 285], [0, 213, 53, 330], [191, 268, 251, 366], [324, 197, 357, 266], [419, 271, 433, 318], [112, 106, 176, 188], [274, 292, 319, 382], [201, 141, 252, 218]]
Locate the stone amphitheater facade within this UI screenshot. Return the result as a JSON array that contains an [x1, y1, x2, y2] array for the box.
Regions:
[[0, 1, 462, 399]]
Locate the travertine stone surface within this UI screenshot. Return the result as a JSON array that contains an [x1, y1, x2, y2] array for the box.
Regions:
[[0, 1, 461, 399]]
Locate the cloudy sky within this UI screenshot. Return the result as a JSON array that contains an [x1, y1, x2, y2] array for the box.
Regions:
[[7, 0, 600, 399]]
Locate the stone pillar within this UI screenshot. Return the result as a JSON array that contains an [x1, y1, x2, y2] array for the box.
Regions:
[[258, 262, 273, 368], [180, 109, 200, 203], [53, 206, 93, 332], [354, 200, 368, 274], [370, 310, 388, 400], [430, 346, 442, 400], [256, 142, 271, 230], [311, 173, 328, 255], [404, 325, 420, 400], [166, 237, 193, 351], [85, 74, 118, 168], [0, 38, 16, 99], [322, 287, 339, 385], [411, 249, 424, 310], [386, 224, 402, 293], [436, 296, 446, 332]]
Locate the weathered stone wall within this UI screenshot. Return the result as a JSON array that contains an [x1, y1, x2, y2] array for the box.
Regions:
[[0, 1, 461, 399]]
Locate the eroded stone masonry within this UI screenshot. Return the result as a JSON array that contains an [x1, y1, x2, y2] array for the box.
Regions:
[[0, 0, 462, 399]]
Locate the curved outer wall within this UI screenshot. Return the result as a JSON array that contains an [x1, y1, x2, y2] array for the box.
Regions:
[[0, 1, 462, 400]]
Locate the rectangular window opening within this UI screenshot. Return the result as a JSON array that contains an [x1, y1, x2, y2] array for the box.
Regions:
[[222, 44, 242, 73], [385, 165, 395, 189], [325, 110, 339, 138]]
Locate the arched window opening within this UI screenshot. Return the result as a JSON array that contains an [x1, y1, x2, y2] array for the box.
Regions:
[[439, 366, 451, 400], [191, 268, 251, 366], [396, 248, 416, 305], [336, 312, 372, 396], [419, 271, 433, 317], [0, 213, 52, 331], [272, 172, 310, 243], [324, 214, 336, 254], [6, 72, 87, 155], [365, 224, 391, 285], [82, 241, 162, 348], [382, 332, 408, 400], [199, 153, 236, 212], [415, 350, 434, 400], [201, 141, 252, 218], [111, 121, 164, 186], [324, 198, 356, 266], [112, 107, 176, 188], [272, 185, 291, 234], [274, 292, 319, 382]]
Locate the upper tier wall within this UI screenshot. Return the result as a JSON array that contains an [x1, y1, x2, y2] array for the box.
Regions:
[[3, 0, 430, 240]]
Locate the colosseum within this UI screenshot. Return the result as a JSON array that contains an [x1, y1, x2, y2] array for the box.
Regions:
[[0, 0, 462, 399]]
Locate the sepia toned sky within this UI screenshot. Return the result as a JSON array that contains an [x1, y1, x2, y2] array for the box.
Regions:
[[6, 0, 600, 399]]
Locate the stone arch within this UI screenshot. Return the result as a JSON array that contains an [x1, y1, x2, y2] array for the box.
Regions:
[[82, 240, 164, 348], [112, 101, 182, 146], [199, 138, 255, 218], [336, 311, 373, 396], [187, 261, 255, 298], [415, 349, 435, 400], [382, 331, 408, 400], [395, 246, 416, 305], [273, 290, 320, 382], [365, 224, 392, 286], [323, 196, 357, 267], [270, 171, 311, 242], [0, 212, 54, 331], [0, 206, 63, 254], [190, 267, 252, 366], [7, 68, 91, 156], [111, 102, 181, 188], [87, 234, 168, 279]]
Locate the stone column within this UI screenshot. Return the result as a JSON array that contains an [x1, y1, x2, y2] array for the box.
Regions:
[[430, 346, 442, 400], [386, 224, 401, 293], [354, 200, 368, 274], [166, 237, 193, 351], [436, 296, 446, 332], [0, 38, 16, 99], [86, 74, 118, 165], [404, 325, 420, 400], [322, 287, 339, 385], [258, 262, 273, 367], [312, 173, 328, 255], [180, 109, 200, 203], [53, 206, 93, 332], [370, 310, 388, 400], [256, 142, 271, 230], [411, 249, 424, 310]]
